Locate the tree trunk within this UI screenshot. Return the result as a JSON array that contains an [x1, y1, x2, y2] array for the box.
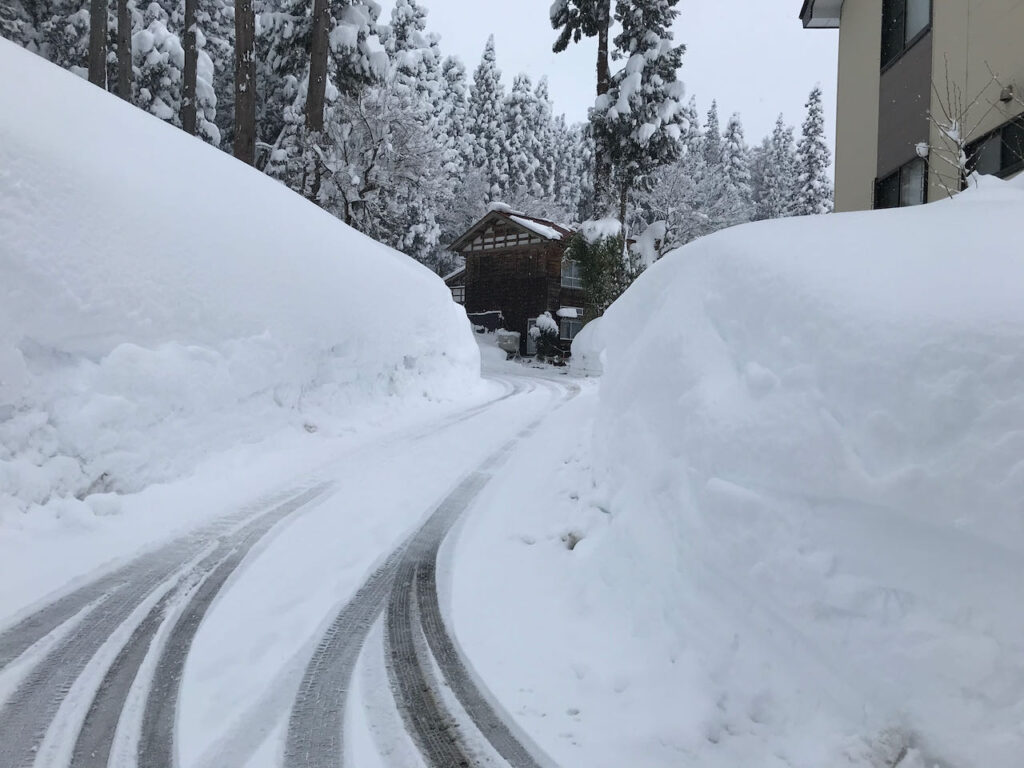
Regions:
[[181, 0, 198, 135], [305, 0, 330, 133], [233, 0, 256, 164], [116, 0, 132, 100], [88, 0, 108, 88], [592, 0, 613, 216], [618, 181, 629, 231]]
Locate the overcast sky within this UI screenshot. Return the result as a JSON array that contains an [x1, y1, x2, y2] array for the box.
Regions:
[[378, 0, 839, 150]]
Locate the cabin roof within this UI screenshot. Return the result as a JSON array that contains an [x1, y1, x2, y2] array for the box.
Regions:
[[448, 208, 575, 253], [441, 265, 466, 285]]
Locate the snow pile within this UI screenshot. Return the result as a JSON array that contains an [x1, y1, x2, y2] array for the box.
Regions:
[[0, 40, 481, 518], [577, 174, 1024, 765]]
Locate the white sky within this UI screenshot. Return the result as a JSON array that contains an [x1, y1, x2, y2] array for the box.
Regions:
[[377, 0, 839, 149]]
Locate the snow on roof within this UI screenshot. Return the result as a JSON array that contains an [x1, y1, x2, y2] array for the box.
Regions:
[[486, 201, 521, 215], [509, 214, 565, 241], [441, 264, 466, 283], [448, 209, 574, 251]]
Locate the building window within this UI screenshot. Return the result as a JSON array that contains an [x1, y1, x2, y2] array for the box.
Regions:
[[966, 117, 1024, 179], [451, 285, 465, 304], [561, 260, 583, 290], [881, 0, 930, 69], [875, 156, 927, 209], [558, 308, 584, 340]]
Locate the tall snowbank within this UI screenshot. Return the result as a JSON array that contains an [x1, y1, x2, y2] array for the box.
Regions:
[[584, 176, 1024, 766], [0, 40, 480, 514]]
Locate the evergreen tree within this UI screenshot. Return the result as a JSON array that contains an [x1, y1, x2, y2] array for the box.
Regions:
[[132, 3, 184, 125], [550, 0, 612, 211], [597, 0, 687, 224], [468, 35, 508, 201], [794, 85, 833, 215], [721, 112, 752, 208], [679, 95, 701, 154], [387, 0, 440, 102], [256, 0, 310, 148], [533, 77, 557, 199], [702, 99, 721, 167], [438, 55, 473, 171], [755, 114, 799, 220], [41, 0, 92, 72], [0, 1, 33, 48], [504, 72, 541, 196]]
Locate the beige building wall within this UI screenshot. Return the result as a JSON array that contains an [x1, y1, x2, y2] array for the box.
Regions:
[[927, 0, 1024, 201], [833, 0, 882, 212]]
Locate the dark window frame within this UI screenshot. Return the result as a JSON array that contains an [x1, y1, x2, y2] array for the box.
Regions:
[[874, 156, 929, 209], [880, 0, 932, 73], [965, 115, 1024, 182]]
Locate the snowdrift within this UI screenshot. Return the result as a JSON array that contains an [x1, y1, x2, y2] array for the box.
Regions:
[[574, 176, 1024, 766], [0, 40, 480, 515]]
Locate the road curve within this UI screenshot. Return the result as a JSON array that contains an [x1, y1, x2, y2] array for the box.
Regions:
[[286, 378, 576, 768]]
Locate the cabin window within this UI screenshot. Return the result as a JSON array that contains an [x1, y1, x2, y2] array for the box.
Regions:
[[881, 0, 930, 70], [966, 117, 1024, 180], [561, 260, 583, 290], [874, 156, 927, 209], [559, 308, 584, 340], [451, 285, 465, 304]]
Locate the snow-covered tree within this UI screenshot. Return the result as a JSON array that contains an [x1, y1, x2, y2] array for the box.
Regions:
[[721, 112, 752, 211], [755, 114, 798, 221], [255, 0, 311, 148], [550, 0, 612, 210], [437, 55, 473, 171], [793, 85, 833, 215], [504, 72, 542, 196], [533, 76, 557, 199], [468, 35, 508, 201], [596, 0, 688, 224], [702, 99, 721, 167], [0, 1, 33, 48], [132, 3, 184, 124], [386, 0, 441, 102]]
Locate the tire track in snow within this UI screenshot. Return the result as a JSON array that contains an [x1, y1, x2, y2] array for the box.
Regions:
[[0, 485, 329, 768], [135, 484, 331, 768], [0, 377, 524, 678], [287, 378, 575, 768]]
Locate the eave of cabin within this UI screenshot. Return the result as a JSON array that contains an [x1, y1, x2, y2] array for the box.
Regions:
[[448, 211, 572, 253]]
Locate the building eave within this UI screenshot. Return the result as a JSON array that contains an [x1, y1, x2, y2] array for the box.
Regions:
[[800, 0, 842, 28]]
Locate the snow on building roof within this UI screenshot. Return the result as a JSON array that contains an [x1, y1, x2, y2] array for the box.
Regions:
[[486, 201, 522, 215], [441, 264, 466, 283], [448, 209, 575, 252], [508, 214, 565, 241]]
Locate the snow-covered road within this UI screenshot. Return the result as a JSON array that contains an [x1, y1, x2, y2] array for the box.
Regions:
[[0, 370, 583, 768]]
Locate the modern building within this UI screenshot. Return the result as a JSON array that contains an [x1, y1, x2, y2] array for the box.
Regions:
[[801, 0, 1024, 211], [447, 207, 585, 355]]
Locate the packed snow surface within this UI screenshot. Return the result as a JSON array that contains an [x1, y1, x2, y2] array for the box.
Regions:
[[457, 176, 1024, 767], [0, 39, 481, 521]]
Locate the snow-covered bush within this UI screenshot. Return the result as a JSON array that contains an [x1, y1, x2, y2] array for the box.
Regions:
[[529, 311, 561, 361]]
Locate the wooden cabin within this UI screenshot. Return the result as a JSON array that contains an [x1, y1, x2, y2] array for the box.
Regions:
[[448, 207, 585, 355]]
